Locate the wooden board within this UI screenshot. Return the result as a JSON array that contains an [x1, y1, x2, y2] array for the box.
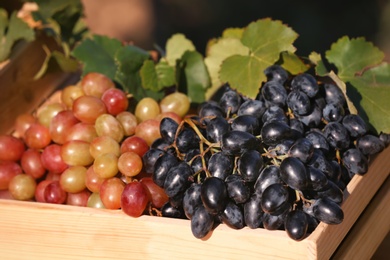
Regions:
[[0, 144, 389, 260]]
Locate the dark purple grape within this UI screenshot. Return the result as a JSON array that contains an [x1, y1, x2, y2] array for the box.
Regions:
[[237, 99, 266, 120], [161, 202, 186, 219], [322, 103, 345, 122], [264, 65, 288, 84], [289, 118, 305, 137], [288, 137, 314, 163], [271, 139, 294, 156], [176, 128, 200, 153], [261, 81, 287, 107], [169, 191, 185, 208], [342, 148, 368, 176], [356, 134, 385, 156], [316, 180, 344, 204], [191, 204, 215, 239], [324, 83, 346, 107], [231, 115, 260, 135], [201, 177, 228, 214], [323, 122, 350, 150], [221, 130, 260, 156], [220, 201, 245, 229], [328, 160, 342, 183], [164, 162, 193, 198], [262, 106, 288, 124], [312, 198, 344, 224], [153, 152, 179, 187], [262, 207, 290, 230], [379, 132, 390, 146], [285, 210, 309, 241], [261, 183, 290, 215], [254, 165, 283, 196], [142, 148, 166, 174], [280, 157, 309, 191], [219, 90, 242, 115], [160, 117, 178, 144], [244, 193, 264, 229], [295, 104, 322, 128], [238, 150, 264, 182], [341, 114, 368, 138], [261, 121, 291, 146], [306, 165, 328, 191], [291, 73, 319, 98], [225, 174, 251, 204], [183, 183, 202, 219], [287, 90, 311, 116], [307, 149, 334, 178], [206, 116, 230, 143], [198, 101, 224, 123], [207, 152, 234, 180], [151, 137, 171, 151], [305, 129, 330, 153]]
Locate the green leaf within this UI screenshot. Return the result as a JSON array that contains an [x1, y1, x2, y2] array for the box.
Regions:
[[309, 51, 328, 76], [71, 35, 122, 78], [280, 51, 309, 75], [140, 60, 159, 92], [325, 36, 390, 133], [204, 37, 250, 99], [326, 36, 384, 79], [0, 10, 35, 62], [222, 28, 244, 39], [155, 60, 176, 87], [165, 33, 196, 66], [220, 18, 298, 98], [177, 50, 211, 103]]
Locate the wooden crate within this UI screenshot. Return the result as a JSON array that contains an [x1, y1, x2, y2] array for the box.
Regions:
[[0, 48, 389, 259]]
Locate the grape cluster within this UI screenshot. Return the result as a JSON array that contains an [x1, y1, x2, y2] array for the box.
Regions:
[[145, 65, 389, 241]]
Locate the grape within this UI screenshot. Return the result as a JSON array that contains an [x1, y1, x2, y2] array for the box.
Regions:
[[37, 102, 65, 128], [14, 113, 36, 138], [220, 200, 245, 229], [72, 95, 107, 124], [289, 118, 305, 137], [284, 210, 309, 241], [176, 128, 200, 153], [261, 183, 290, 215], [263, 209, 289, 230], [66, 189, 91, 207], [120, 136, 149, 157], [159, 92, 190, 118], [206, 116, 230, 143], [61, 140, 94, 166], [121, 181, 150, 217], [44, 180, 67, 204], [295, 104, 322, 128], [153, 153, 179, 187], [183, 182, 202, 219], [291, 73, 319, 98], [322, 103, 345, 122], [142, 148, 166, 174], [164, 162, 193, 198], [307, 149, 334, 178], [21, 149, 46, 179], [0, 135, 25, 161], [35, 179, 53, 202], [161, 202, 185, 219], [207, 152, 234, 180], [324, 83, 346, 107], [264, 65, 288, 84], [101, 88, 129, 116], [99, 177, 125, 209], [191, 204, 214, 239], [288, 137, 314, 163], [221, 131, 260, 156], [306, 166, 328, 191], [379, 132, 390, 146], [323, 122, 350, 150], [261, 81, 287, 107], [0, 161, 22, 190], [219, 89, 242, 115], [134, 119, 161, 146], [95, 114, 125, 143], [225, 174, 250, 204], [238, 150, 263, 182], [24, 123, 51, 149], [312, 198, 344, 224], [85, 165, 105, 193], [287, 90, 311, 116], [316, 180, 344, 204], [80, 72, 115, 98], [41, 144, 68, 174], [118, 151, 143, 177], [140, 177, 169, 208], [87, 192, 106, 209], [201, 177, 228, 215], [49, 110, 79, 144], [231, 115, 260, 135], [237, 99, 266, 120], [305, 129, 330, 153], [198, 101, 224, 123], [243, 193, 264, 229], [8, 174, 36, 201], [116, 111, 138, 136], [160, 117, 179, 144], [356, 134, 385, 156], [253, 165, 282, 196], [89, 136, 121, 159], [135, 97, 161, 122], [342, 148, 368, 176], [59, 166, 87, 193], [66, 122, 98, 143], [262, 106, 288, 124], [61, 85, 85, 109], [261, 121, 291, 146]]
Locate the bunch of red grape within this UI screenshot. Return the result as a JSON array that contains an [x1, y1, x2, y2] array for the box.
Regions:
[[0, 72, 191, 217]]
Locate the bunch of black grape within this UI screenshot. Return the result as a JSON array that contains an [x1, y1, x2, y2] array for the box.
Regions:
[[142, 65, 389, 241]]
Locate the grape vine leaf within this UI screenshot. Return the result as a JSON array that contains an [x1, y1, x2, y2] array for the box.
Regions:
[[222, 28, 244, 39], [204, 37, 250, 99], [140, 59, 175, 92], [220, 18, 298, 98], [325, 36, 390, 133], [279, 51, 309, 75], [165, 33, 196, 66], [72, 35, 122, 78], [0, 9, 35, 62], [177, 50, 211, 103]]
